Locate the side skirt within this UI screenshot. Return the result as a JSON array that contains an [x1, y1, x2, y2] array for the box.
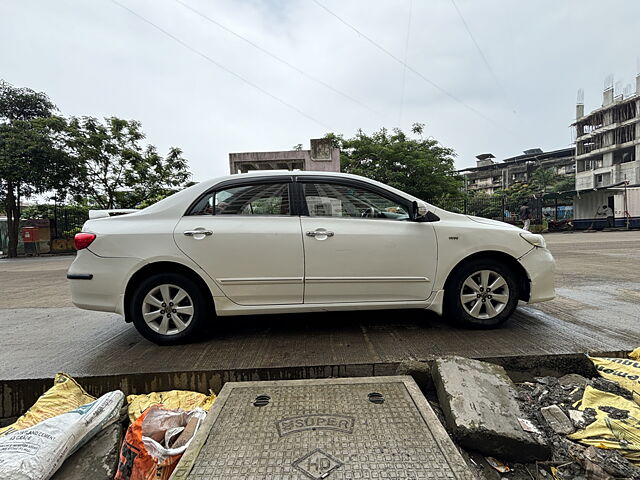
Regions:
[[213, 290, 445, 317]]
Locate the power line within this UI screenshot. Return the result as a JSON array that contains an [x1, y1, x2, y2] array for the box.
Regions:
[[311, 0, 515, 136], [398, 0, 413, 126], [173, 0, 380, 118], [449, 0, 515, 113], [109, 0, 334, 131]]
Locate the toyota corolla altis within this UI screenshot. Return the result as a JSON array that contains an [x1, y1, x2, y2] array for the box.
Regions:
[[68, 171, 555, 344]]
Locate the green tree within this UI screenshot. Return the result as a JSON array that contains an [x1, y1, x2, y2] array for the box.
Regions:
[[0, 80, 54, 120], [549, 176, 575, 193], [411, 122, 425, 135], [531, 168, 562, 193], [0, 81, 77, 257], [466, 192, 503, 219], [497, 182, 537, 211], [67, 117, 191, 209], [328, 126, 462, 200], [21, 203, 89, 238]]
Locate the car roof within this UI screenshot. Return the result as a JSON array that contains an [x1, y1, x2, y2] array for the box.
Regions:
[[192, 170, 393, 191], [137, 170, 430, 218], [215, 169, 412, 186], [221, 170, 355, 180], [214, 171, 424, 197]]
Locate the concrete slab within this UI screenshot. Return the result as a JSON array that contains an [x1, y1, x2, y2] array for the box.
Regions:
[[540, 405, 575, 435], [51, 423, 122, 480], [432, 356, 550, 462], [171, 376, 475, 479]]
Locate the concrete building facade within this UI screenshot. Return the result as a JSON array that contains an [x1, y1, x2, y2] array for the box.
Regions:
[[229, 138, 340, 175], [459, 148, 575, 195], [572, 74, 640, 228]]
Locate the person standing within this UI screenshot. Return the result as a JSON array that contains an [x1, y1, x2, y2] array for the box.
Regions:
[[597, 204, 614, 228], [519, 201, 532, 231]]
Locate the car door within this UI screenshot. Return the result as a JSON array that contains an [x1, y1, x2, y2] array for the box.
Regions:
[[174, 179, 304, 306], [298, 179, 438, 304]]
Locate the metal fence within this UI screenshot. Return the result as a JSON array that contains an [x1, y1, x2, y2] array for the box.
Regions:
[[50, 205, 89, 239], [425, 196, 574, 225], [21, 204, 89, 239]]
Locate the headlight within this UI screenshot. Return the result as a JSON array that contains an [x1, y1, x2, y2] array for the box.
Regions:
[[520, 233, 546, 248]]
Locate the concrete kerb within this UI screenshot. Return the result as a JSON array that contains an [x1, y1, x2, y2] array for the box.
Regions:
[[0, 363, 396, 419], [0, 350, 626, 419]]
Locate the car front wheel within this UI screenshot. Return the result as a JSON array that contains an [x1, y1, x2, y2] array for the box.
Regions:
[[130, 273, 209, 345], [445, 259, 520, 328]]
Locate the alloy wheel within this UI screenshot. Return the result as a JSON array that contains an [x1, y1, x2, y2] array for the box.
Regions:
[[459, 270, 510, 320], [142, 284, 194, 336]]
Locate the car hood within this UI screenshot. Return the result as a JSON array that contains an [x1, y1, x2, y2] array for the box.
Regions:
[[466, 215, 522, 230]]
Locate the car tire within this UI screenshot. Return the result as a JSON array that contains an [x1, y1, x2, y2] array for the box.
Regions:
[[444, 258, 520, 328], [130, 273, 211, 345]]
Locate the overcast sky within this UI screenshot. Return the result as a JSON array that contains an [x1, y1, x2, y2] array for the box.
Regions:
[[2, 0, 640, 181]]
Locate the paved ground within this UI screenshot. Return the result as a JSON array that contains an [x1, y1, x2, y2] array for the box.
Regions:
[[1, 231, 639, 380]]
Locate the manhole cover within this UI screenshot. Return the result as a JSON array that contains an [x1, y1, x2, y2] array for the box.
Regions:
[[171, 376, 473, 479]]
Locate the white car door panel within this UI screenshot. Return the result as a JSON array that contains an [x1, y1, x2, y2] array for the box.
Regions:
[[299, 181, 437, 303], [175, 216, 304, 305], [302, 218, 436, 303], [173, 181, 304, 306]]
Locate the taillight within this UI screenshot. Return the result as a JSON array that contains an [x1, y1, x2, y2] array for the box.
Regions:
[[74, 232, 96, 250]]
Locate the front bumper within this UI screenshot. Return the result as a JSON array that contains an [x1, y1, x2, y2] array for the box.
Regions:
[[519, 246, 556, 304], [68, 249, 141, 315]]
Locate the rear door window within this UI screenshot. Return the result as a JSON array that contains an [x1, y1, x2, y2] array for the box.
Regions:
[[190, 183, 291, 216]]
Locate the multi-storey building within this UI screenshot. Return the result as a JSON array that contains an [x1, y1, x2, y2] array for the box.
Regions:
[[572, 75, 640, 228], [459, 148, 575, 195]]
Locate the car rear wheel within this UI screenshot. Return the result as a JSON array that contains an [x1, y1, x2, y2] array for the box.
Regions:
[[130, 273, 209, 345], [444, 259, 520, 328]]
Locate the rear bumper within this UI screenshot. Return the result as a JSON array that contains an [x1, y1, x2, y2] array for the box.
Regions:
[[68, 249, 140, 315], [519, 247, 556, 304]]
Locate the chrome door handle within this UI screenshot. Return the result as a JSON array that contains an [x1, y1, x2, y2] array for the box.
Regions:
[[306, 230, 334, 237], [183, 229, 213, 236]]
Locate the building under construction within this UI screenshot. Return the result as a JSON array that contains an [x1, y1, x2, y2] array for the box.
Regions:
[[459, 148, 575, 196], [572, 74, 640, 228]]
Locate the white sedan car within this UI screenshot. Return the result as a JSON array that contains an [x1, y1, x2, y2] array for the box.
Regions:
[[68, 171, 555, 344]]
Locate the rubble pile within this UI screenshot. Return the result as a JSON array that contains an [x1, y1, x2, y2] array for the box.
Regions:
[[516, 375, 640, 479], [429, 354, 640, 479]]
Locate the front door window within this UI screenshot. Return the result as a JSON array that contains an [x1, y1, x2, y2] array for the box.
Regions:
[[302, 183, 409, 220]]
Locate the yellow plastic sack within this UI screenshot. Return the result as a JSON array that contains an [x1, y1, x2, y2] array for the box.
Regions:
[[127, 390, 216, 423], [588, 353, 640, 394], [0, 372, 95, 437], [568, 385, 640, 464]]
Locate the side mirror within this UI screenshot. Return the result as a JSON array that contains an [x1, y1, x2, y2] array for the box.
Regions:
[[412, 201, 429, 222]]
